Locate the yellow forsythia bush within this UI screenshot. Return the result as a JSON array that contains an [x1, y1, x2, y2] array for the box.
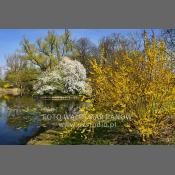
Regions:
[[89, 35, 175, 143]]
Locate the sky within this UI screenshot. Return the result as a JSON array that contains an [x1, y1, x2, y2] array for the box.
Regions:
[[0, 29, 161, 67]]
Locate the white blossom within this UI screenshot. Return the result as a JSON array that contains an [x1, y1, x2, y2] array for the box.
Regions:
[[34, 57, 91, 95]]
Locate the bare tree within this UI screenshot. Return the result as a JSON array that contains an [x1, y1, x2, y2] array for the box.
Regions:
[[98, 33, 142, 65], [6, 53, 27, 72], [74, 37, 98, 72], [162, 29, 175, 51]]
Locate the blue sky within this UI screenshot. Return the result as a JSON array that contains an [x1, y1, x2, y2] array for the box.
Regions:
[[0, 29, 161, 67]]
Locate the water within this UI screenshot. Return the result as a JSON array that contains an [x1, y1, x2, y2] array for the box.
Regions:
[[0, 95, 83, 145]]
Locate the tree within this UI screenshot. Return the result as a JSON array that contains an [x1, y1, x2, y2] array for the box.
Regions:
[[162, 29, 175, 51], [6, 53, 27, 72], [6, 68, 39, 91], [98, 33, 142, 65], [60, 29, 75, 57], [74, 37, 98, 73], [33, 57, 91, 95], [5, 53, 39, 91], [21, 31, 59, 71], [21, 30, 75, 71]]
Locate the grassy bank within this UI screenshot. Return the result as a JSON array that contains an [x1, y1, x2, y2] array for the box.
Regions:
[[27, 120, 143, 145], [0, 88, 21, 96], [37, 95, 82, 100]]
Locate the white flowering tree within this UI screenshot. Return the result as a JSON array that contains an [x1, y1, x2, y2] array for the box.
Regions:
[[33, 57, 91, 95]]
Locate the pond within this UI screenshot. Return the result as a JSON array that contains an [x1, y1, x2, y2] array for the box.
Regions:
[[0, 95, 83, 145]]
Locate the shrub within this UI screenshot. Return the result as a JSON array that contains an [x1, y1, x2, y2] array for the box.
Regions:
[[34, 57, 91, 96], [56, 36, 175, 144], [89, 36, 175, 143]]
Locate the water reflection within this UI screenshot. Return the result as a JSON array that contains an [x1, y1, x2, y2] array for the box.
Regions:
[[0, 95, 83, 145]]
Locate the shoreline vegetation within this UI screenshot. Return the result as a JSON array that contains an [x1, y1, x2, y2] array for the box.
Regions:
[[0, 88, 82, 100], [37, 95, 82, 100], [0, 88, 21, 96], [27, 129, 62, 145]]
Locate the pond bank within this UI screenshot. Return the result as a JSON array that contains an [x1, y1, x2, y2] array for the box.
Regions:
[[0, 95, 83, 144], [36, 95, 82, 100], [27, 129, 60, 145], [0, 88, 21, 96]]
